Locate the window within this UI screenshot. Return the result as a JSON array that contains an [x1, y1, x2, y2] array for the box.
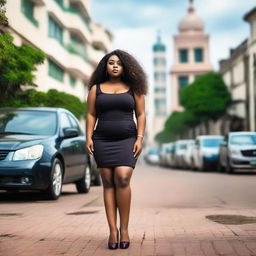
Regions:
[[54, 0, 64, 8], [21, 0, 38, 27], [154, 98, 166, 116], [194, 48, 203, 62], [178, 76, 189, 88], [68, 114, 82, 135], [68, 34, 87, 59], [60, 113, 72, 130], [154, 72, 166, 82], [70, 75, 76, 87], [154, 88, 165, 93], [48, 60, 64, 82], [179, 49, 188, 63], [153, 58, 166, 66], [48, 16, 63, 44]]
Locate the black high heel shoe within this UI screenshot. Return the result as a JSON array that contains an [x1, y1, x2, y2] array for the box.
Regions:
[[108, 231, 119, 250], [119, 227, 130, 249]]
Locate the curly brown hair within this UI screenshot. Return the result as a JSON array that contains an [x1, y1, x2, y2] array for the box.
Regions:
[[88, 49, 148, 95]]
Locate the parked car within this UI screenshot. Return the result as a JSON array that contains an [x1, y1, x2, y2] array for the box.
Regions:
[[0, 107, 101, 200], [182, 140, 195, 169], [173, 140, 194, 168], [192, 135, 224, 171], [218, 131, 256, 173], [165, 142, 175, 168], [144, 147, 160, 165], [159, 142, 173, 167]]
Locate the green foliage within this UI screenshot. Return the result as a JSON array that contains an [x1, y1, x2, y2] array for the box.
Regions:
[[0, 32, 45, 103], [155, 72, 231, 143], [155, 130, 174, 144], [180, 72, 231, 121], [0, 89, 87, 120], [0, 0, 8, 25]]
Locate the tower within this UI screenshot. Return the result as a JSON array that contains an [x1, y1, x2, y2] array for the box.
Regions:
[[150, 32, 168, 146], [170, 0, 213, 112]]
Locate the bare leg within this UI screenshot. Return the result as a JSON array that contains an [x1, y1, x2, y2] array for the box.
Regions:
[[99, 167, 118, 243], [114, 166, 133, 241]]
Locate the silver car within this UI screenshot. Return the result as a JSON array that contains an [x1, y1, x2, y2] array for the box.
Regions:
[[173, 140, 194, 168], [192, 135, 224, 171], [159, 142, 173, 167], [182, 140, 195, 169], [218, 131, 256, 173]]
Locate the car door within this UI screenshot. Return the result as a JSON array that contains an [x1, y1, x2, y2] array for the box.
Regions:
[[193, 139, 200, 168], [59, 112, 81, 182], [67, 113, 87, 178]]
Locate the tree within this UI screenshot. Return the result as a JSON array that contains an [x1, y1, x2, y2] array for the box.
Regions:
[[0, 0, 8, 26], [0, 33, 45, 103], [180, 72, 231, 121], [0, 89, 86, 120]]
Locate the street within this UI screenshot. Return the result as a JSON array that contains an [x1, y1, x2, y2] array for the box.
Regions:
[[1, 163, 256, 256]]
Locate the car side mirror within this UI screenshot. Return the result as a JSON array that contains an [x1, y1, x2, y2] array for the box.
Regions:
[[63, 128, 79, 138]]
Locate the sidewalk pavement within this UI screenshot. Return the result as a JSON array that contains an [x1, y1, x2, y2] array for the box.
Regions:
[[1, 198, 256, 255]]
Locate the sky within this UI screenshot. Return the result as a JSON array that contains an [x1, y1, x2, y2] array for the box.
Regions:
[[91, 0, 256, 85]]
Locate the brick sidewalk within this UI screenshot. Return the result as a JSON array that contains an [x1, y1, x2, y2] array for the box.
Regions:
[[1, 162, 256, 256], [1, 202, 256, 255]]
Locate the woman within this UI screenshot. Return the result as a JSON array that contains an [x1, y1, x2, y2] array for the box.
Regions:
[[86, 49, 147, 250]]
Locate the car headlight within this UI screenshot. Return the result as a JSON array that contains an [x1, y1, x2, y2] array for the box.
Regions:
[[12, 145, 44, 161], [230, 149, 240, 155]]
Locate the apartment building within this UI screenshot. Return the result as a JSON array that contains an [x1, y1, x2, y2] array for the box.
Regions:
[[3, 0, 113, 102]]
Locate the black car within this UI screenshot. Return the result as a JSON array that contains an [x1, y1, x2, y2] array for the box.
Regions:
[[0, 107, 101, 200]]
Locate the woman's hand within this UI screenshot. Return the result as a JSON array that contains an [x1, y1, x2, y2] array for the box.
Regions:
[[86, 138, 94, 155], [133, 138, 142, 158]]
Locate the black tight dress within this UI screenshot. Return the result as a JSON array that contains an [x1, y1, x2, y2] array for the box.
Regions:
[[92, 84, 138, 169]]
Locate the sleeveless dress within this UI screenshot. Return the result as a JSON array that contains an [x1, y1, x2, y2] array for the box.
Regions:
[[92, 83, 138, 169]]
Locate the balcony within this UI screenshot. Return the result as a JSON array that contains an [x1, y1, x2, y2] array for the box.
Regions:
[[91, 23, 112, 52]]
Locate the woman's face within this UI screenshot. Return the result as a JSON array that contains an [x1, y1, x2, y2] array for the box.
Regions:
[[106, 54, 123, 78]]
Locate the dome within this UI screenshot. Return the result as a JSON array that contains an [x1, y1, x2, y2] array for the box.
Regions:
[[178, 1, 204, 32], [153, 34, 166, 52]]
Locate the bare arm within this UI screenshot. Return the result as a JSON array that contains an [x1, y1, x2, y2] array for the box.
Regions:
[[133, 93, 146, 157], [86, 84, 97, 154]]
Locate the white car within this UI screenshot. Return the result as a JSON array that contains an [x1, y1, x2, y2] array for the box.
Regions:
[[144, 148, 160, 165], [182, 140, 195, 169], [165, 143, 175, 167], [173, 140, 194, 168], [159, 142, 172, 167], [218, 131, 256, 173], [192, 135, 224, 171]]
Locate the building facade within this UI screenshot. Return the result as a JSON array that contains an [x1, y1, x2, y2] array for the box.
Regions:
[[3, 0, 112, 103], [219, 7, 256, 133], [170, 0, 213, 113]]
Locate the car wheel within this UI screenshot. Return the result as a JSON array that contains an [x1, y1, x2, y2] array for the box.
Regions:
[[93, 170, 102, 186], [199, 159, 207, 172], [217, 158, 225, 172], [45, 158, 63, 200], [90, 158, 101, 186], [226, 157, 234, 174], [75, 164, 91, 193]]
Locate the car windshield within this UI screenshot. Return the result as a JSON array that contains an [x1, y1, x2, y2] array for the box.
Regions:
[[230, 135, 256, 145], [202, 138, 223, 147], [177, 144, 187, 150], [0, 110, 57, 136], [149, 148, 160, 155]]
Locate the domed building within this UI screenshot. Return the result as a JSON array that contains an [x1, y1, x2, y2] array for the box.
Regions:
[[170, 0, 213, 112]]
